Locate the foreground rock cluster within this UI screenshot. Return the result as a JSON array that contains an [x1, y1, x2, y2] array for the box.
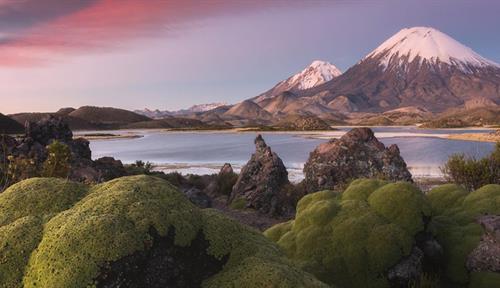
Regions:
[[0, 116, 127, 185]]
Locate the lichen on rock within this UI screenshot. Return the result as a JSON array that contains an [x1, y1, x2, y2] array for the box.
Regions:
[[302, 127, 412, 192], [229, 134, 292, 216]]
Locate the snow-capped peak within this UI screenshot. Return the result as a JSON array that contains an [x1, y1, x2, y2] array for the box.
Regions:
[[288, 60, 342, 90], [186, 102, 226, 113], [365, 27, 500, 71]]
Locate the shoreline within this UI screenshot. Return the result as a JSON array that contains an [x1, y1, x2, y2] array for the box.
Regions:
[[75, 132, 144, 141], [446, 132, 500, 143], [79, 126, 497, 143]]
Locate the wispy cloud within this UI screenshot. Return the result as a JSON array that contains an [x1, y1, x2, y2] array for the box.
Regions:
[[0, 0, 276, 67]]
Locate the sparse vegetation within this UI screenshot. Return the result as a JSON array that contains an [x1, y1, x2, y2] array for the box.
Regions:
[[41, 140, 71, 178], [441, 142, 500, 191]]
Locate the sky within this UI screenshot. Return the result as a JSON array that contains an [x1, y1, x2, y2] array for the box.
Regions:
[[1, 0, 500, 114]]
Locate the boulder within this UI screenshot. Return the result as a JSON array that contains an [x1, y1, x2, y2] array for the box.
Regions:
[[387, 247, 424, 286], [184, 187, 212, 208], [466, 215, 500, 273], [94, 157, 127, 182], [229, 135, 290, 215], [219, 163, 234, 175], [303, 127, 412, 192]]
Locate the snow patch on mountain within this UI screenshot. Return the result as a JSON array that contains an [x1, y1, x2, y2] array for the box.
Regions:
[[136, 102, 226, 118], [186, 102, 226, 113], [365, 27, 500, 71]]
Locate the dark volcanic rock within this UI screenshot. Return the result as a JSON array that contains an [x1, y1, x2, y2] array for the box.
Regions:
[[25, 115, 73, 146], [0, 135, 18, 162], [466, 215, 500, 273], [219, 163, 234, 175], [229, 135, 290, 215], [387, 247, 424, 287], [184, 187, 212, 208], [0, 113, 24, 134], [68, 138, 92, 160], [303, 127, 412, 192], [95, 227, 226, 288], [94, 157, 127, 182]]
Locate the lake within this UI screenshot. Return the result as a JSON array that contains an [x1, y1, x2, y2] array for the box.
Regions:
[[88, 127, 496, 182]]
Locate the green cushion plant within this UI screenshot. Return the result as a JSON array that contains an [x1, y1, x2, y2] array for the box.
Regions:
[[265, 179, 430, 288], [0, 175, 327, 288], [427, 183, 500, 287]]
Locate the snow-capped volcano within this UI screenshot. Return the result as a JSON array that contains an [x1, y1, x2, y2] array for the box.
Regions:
[[365, 27, 499, 72], [288, 60, 342, 89], [254, 60, 341, 102], [297, 26, 500, 112]]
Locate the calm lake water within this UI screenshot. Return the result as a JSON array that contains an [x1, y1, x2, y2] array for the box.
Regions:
[[88, 127, 496, 182]]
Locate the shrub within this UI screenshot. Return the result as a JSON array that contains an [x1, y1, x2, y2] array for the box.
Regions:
[[441, 143, 500, 191], [264, 180, 430, 288], [0, 175, 328, 288], [6, 155, 38, 184], [41, 140, 71, 178], [124, 160, 154, 175]]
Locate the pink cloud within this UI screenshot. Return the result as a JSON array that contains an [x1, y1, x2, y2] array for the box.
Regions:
[[0, 0, 271, 67]]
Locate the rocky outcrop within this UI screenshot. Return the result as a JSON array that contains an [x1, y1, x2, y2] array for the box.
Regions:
[[1, 115, 126, 185], [229, 135, 291, 215], [93, 157, 127, 182], [303, 128, 412, 192], [24, 116, 73, 145], [466, 215, 500, 273]]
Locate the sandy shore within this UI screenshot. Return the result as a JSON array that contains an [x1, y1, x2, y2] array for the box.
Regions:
[[75, 132, 143, 141], [447, 132, 500, 143]]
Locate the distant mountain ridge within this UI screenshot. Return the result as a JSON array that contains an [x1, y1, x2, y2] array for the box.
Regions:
[[135, 102, 226, 119]]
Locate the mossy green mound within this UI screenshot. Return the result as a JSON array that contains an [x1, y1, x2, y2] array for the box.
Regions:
[[342, 178, 388, 201], [0, 178, 88, 226], [264, 180, 430, 288], [427, 184, 500, 287], [0, 178, 88, 288], [0, 175, 327, 288], [426, 184, 467, 216]]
